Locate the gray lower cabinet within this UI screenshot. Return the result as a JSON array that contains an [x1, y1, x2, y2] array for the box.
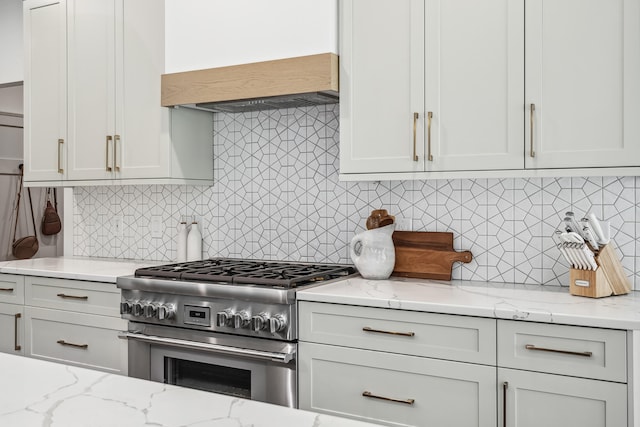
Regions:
[[298, 301, 632, 427], [299, 342, 496, 427], [0, 273, 127, 374], [497, 319, 628, 427], [499, 368, 627, 427], [298, 301, 497, 426]]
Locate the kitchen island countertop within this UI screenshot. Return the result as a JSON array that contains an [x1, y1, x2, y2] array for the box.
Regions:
[[0, 353, 382, 427], [298, 276, 640, 330]]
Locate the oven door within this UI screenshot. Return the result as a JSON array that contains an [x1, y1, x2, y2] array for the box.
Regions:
[[119, 323, 297, 408]]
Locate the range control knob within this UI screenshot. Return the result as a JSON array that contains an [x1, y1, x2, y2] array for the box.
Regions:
[[269, 314, 286, 334], [132, 302, 144, 317], [250, 313, 269, 332], [233, 311, 250, 329], [216, 309, 234, 327], [143, 303, 157, 318], [120, 301, 132, 315], [157, 304, 175, 320]]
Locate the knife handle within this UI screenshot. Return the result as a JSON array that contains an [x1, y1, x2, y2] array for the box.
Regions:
[[587, 213, 607, 245]]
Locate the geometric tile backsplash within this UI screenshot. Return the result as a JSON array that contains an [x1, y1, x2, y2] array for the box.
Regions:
[[73, 104, 640, 290]]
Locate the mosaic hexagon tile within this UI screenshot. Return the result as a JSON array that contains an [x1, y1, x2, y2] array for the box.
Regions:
[[73, 104, 639, 290]]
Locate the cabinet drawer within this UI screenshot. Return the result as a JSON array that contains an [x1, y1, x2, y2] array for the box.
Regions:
[[25, 276, 120, 317], [24, 307, 127, 374], [299, 342, 496, 427], [498, 320, 627, 382], [299, 301, 496, 365], [0, 274, 25, 305]]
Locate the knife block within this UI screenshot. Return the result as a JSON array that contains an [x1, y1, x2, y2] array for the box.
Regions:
[[569, 242, 631, 298]]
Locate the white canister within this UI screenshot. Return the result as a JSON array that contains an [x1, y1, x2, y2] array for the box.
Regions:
[[176, 219, 189, 262], [186, 219, 202, 261]]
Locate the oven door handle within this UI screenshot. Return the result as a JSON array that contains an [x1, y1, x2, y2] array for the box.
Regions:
[[118, 331, 295, 364]]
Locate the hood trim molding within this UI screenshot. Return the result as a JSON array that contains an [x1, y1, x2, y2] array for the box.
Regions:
[[161, 53, 339, 108]]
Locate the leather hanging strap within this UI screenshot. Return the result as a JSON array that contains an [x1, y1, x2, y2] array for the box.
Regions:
[[27, 188, 37, 235], [12, 165, 24, 244]]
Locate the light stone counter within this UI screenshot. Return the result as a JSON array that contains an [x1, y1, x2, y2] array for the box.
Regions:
[[298, 277, 640, 330], [0, 256, 160, 283], [0, 353, 382, 427]]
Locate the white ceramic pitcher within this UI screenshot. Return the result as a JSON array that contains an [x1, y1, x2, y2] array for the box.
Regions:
[[350, 223, 396, 279]]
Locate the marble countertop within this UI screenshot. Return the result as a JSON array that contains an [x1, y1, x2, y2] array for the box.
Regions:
[[0, 257, 160, 283], [298, 277, 640, 330], [0, 353, 382, 427]]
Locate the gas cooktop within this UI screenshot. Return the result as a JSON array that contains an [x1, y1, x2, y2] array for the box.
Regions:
[[134, 258, 356, 289]]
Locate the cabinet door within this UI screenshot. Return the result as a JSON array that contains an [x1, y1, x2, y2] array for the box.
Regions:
[[525, 0, 640, 169], [300, 342, 497, 427], [425, 0, 524, 171], [117, 0, 170, 179], [499, 368, 627, 427], [67, 0, 117, 180], [339, 0, 425, 174], [23, 0, 67, 183], [0, 304, 24, 355]]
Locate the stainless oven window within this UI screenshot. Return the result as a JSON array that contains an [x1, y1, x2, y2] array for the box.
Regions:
[[165, 358, 251, 398], [150, 347, 267, 401]]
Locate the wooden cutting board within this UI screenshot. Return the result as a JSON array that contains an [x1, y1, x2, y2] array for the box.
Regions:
[[392, 231, 473, 281]]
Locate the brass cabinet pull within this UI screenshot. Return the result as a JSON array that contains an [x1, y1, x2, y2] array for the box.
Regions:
[[412, 112, 419, 161], [106, 135, 113, 171], [503, 381, 508, 427], [362, 391, 414, 405], [0, 287, 14, 292], [14, 313, 21, 351], [57, 339, 88, 349], [56, 293, 89, 301], [427, 111, 433, 161], [58, 139, 64, 173], [529, 103, 536, 158], [114, 134, 121, 172], [362, 326, 415, 337], [525, 344, 592, 357]]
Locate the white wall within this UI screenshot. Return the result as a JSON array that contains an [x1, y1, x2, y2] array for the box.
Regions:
[[165, 0, 338, 72], [0, 0, 24, 84]]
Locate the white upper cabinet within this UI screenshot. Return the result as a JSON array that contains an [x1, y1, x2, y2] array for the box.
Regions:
[[164, 0, 338, 73], [340, 0, 524, 175], [23, 0, 214, 186], [23, 0, 67, 182], [339, 0, 425, 174], [0, 0, 24, 84], [525, 0, 640, 169], [66, 0, 118, 181], [340, 0, 640, 179], [425, 0, 524, 172]]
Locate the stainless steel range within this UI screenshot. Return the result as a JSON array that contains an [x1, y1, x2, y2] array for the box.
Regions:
[[116, 258, 355, 408]]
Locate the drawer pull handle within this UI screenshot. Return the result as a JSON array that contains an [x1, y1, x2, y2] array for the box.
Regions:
[[56, 293, 89, 301], [362, 391, 414, 405], [427, 111, 433, 161], [0, 287, 14, 292], [362, 327, 415, 337], [57, 340, 88, 349], [525, 344, 592, 358], [412, 112, 419, 161], [14, 313, 21, 351], [503, 382, 508, 427]]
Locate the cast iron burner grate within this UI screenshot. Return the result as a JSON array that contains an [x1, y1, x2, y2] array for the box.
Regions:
[[134, 258, 356, 288]]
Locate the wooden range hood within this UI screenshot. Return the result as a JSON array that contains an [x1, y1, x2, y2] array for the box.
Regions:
[[161, 53, 339, 113]]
